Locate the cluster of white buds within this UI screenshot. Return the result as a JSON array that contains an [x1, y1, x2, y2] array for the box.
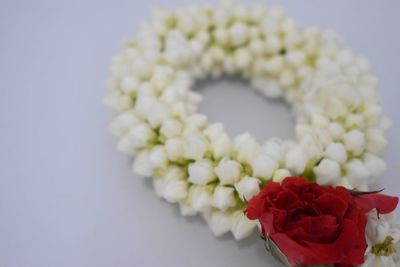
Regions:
[[105, 1, 390, 241]]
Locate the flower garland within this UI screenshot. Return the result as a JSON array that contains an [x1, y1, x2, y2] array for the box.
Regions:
[[104, 2, 398, 266]]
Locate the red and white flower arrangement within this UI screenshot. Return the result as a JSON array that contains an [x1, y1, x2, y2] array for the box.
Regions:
[[104, 1, 399, 266]]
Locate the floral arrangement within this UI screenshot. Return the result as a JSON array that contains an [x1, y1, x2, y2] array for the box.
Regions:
[[104, 1, 399, 266]]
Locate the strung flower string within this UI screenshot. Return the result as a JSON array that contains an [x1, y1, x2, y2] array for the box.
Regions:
[[104, 1, 397, 266]]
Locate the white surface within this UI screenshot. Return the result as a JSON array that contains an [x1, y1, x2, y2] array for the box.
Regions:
[[1, 1, 400, 266]]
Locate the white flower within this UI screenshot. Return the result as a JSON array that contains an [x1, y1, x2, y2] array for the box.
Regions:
[[212, 186, 236, 210], [108, 110, 140, 136], [120, 76, 139, 93], [189, 185, 212, 212], [327, 122, 345, 140], [188, 159, 216, 185], [135, 96, 170, 128], [150, 65, 174, 91], [160, 119, 183, 138], [363, 153, 387, 181], [165, 138, 184, 161], [117, 134, 133, 155], [179, 202, 197, 216], [204, 122, 225, 140], [249, 154, 278, 180], [234, 133, 261, 163], [313, 158, 341, 185], [148, 146, 168, 168], [215, 159, 242, 185], [132, 150, 153, 177], [229, 22, 248, 46], [345, 159, 370, 188], [324, 142, 348, 164], [163, 179, 188, 203], [285, 146, 307, 175], [272, 169, 291, 183], [207, 211, 232, 236], [343, 129, 365, 156], [263, 139, 284, 161], [300, 133, 323, 160], [183, 134, 208, 160], [211, 133, 232, 159], [366, 129, 388, 155], [129, 123, 155, 149], [230, 211, 257, 240], [234, 176, 260, 201]]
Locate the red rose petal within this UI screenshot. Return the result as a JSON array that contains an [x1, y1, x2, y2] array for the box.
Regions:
[[354, 193, 399, 215]]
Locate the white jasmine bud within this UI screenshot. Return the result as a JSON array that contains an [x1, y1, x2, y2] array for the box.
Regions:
[[183, 134, 208, 160], [188, 160, 216, 185], [129, 123, 156, 149], [366, 129, 387, 155], [285, 146, 307, 175], [150, 65, 174, 91], [263, 139, 284, 161], [343, 129, 365, 156], [160, 119, 183, 138], [212, 186, 236, 210], [148, 146, 168, 168], [328, 122, 345, 140], [109, 110, 140, 136], [117, 134, 133, 155], [204, 123, 225, 140], [313, 159, 341, 185], [163, 179, 188, 203], [132, 150, 153, 177], [189, 185, 212, 212], [179, 202, 197, 216], [234, 176, 260, 201], [345, 159, 371, 188], [230, 211, 257, 240], [324, 142, 348, 164], [363, 153, 387, 180], [234, 133, 261, 163], [120, 76, 139, 93], [229, 22, 248, 46], [300, 134, 323, 160], [272, 169, 291, 183], [211, 133, 232, 159], [215, 159, 242, 185], [165, 138, 184, 161], [207, 211, 232, 237], [249, 154, 278, 180]]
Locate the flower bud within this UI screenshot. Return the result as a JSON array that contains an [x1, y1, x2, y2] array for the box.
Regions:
[[313, 159, 341, 185], [345, 159, 371, 188], [249, 154, 278, 180], [343, 129, 365, 156], [109, 110, 140, 136], [207, 211, 232, 236], [211, 133, 232, 159], [129, 123, 156, 149], [165, 138, 184, 161], [183, 134, 208, 160], [324, 142, 348, 164], [117, 134, 133, 155], [366, 129, 387, 155], [148, 146, 168, 168], [204, 122, 225, 140], [234, 176, 260, 201], [188, 160, 216, 185], [229, 22, 248, 46], [234, 133, 261, 163], [215, 159, 242, 185], [272, 169, 291, 183], [230, 211, 257, 240], [328, 122, 345, 140], [212, 186, 236, 210], [160, 119, 183, 138], [179, 202, 197, 216], [363, 153, 386, 180], [263, 139, 284, 161], [285, 146, 307, 175], [189, 185, 212, 212], [132, 150, 153, 177], [163, 179, 188, 203]]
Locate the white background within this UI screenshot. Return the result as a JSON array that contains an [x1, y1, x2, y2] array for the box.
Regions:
[[1, 1, 400, 266]]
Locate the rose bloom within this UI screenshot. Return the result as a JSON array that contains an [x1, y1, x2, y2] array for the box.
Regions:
[[245, 177, 398, 266]]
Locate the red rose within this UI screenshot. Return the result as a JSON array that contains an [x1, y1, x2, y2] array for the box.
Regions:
[[245, 177, 398, 266]]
